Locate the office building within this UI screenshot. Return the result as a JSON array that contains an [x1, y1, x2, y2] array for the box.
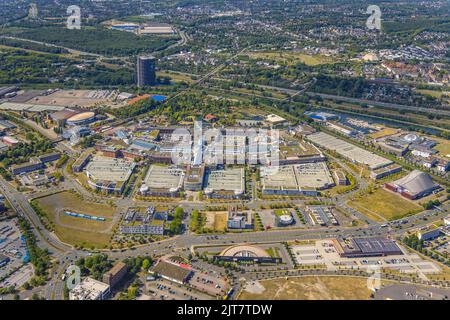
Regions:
[[137, 55, 156, 87], [69, 277, 110, 300], [102, 262, 128, 289]]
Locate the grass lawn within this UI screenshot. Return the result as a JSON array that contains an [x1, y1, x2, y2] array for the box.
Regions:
[[156, 71, 195, 84], [348, 188, 422, 222], [238, 276, 373, 300], [213, 212, 228, 232], [205, 211, 228, 232], [274, 209, 291, 217], [416, 89, 449, 99], [369, 128, 399, 139], [35, 191, 117, 248], [248, 51, 334, 66], [431, 136, 450, 157]]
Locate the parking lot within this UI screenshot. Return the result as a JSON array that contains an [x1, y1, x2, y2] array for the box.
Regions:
[[189, 271, 229, 297], [291, 240, 441, 275], [0, 219, 30, 284], [146, 278, 212, 300]]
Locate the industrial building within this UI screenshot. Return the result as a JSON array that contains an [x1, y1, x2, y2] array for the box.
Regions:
[[85, 157, 136, 193], [139, 165, 185, 197], [204, 167, 245, 199], [385, 170, 441, 200], [333, 237, 403, 258], [137, 55, 156, 87], [307, 132, 393, 170], [140, 23, 175, 34], [69, 277, 110, 300]]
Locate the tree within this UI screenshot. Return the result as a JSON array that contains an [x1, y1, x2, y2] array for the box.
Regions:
[[142, 259, 150, 271]]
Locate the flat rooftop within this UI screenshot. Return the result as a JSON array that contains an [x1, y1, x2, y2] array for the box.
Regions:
[[279, 140, 321, 159], [70, 277, 109, 300], [86, 157, 135, 182], [335, 237, 402, 257], [143, 165, 185, 190], [26, 90, 116, 107], [261, 162, 334, 191], [308, 132, 392, 170], [261, 165, 299, 191], [0, 102, 65, 112], [205, 167, 245, 193], [295, 162, 334, 189]]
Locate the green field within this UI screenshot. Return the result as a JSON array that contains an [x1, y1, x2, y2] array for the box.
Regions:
[[239, 276, 373, 300], [248, 51, 334, 66], [35, 191, 117, 248], [348, 188, 422, 222], [432, 136, 450, 156]]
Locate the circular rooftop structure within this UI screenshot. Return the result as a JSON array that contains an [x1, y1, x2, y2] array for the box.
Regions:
[[67, 112, 96, 125], [278, 214, 294, 225], [219, 245, 270, 258], [403, 133, 419, 143]]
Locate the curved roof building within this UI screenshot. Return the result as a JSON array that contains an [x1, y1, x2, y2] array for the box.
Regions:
[[386, 170, 440, 200], [67, 112, 96, 125]]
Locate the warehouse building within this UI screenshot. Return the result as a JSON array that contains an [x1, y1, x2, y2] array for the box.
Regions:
[[307, 132, 393, 170]]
